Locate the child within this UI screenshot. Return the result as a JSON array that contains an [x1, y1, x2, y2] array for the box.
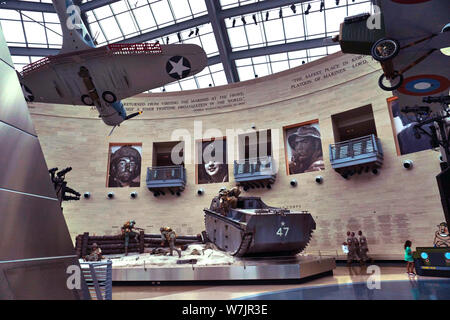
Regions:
[[404, 240, 415, 276]]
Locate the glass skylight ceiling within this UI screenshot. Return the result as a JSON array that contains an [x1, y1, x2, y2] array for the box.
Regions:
[[1, 0, 373, 92]]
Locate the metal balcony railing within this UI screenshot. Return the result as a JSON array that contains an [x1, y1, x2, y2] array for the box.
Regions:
[[233, 156, 276, 188], [146, 165, 186, 191], [234, 156, 275, 175], [329, 134, 383, 169]]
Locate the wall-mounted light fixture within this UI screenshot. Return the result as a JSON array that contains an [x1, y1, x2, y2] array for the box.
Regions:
[[403, 160, 413, 169]]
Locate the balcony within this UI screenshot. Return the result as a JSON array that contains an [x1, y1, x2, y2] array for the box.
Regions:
[[146, 165, 186, 196], [234, 156, 276, 190], [329, 134, 383, 178]]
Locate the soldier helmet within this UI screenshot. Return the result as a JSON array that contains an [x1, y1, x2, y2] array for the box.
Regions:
[[92, 243, 98, 248], [288, 126, 321, 149], [438, 222, 447, 227], [110, 146, 141, 179]]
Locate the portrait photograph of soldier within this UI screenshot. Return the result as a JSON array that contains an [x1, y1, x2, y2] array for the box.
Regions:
[[107, 144, 142, 187], [389, 99, 434, 155], [285, 122, 325, 175], [197, 139, 229, 184]]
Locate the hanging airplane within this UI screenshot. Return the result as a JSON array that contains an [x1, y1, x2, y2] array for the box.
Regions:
[[335, 0, 449, 108], [16, 0, 208, 129]]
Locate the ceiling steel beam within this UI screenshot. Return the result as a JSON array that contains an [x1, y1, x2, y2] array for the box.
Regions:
[[8, 36, 338, 62], [80, 0, 122, 12], [0, 0, 55, 13], [116, 15, 210, 44], [220, 0, 314, 19], [8, 46, 59, 57], [229, 37, 338, 60], [205, 0, 238, 83]]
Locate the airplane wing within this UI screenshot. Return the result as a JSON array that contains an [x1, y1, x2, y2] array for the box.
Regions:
[[19, 43, 207, 105], [374, 0, 449, 109]]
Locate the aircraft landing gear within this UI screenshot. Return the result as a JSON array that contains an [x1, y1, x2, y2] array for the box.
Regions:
[[372, 33, 439, 91], [371, 38, 400, 62], [102, 91, 117, 103], [378, 71, 404, 91]]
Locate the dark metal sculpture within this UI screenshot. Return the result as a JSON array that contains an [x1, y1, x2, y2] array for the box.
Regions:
[[204, 190, 316, 257]]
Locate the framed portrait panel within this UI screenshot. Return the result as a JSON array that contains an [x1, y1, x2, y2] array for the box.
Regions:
[[284, 121, 325, 175], [107, 143, 142, 187], [196, 138, 229, 184]]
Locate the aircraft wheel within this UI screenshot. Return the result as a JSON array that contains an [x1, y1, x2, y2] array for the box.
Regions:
[[102, 91, 117, 103], [378, 72, 403, 91], [371, 38, 400, 62], [81, 94, 94, 106]]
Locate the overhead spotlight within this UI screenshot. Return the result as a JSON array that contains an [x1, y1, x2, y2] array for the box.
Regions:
[[335, 0, 340, 5], [130, 191, 138, 199], [83, 192, 90, 199], [208, 83, 212, 87], [315, 176, 323, 184], [197, 188, 204, 196], [107, 192, 114, 199], [188, 29, 194, 37], [290, 4, 296, 14], [255, 74, 258, 78], [195, 27, 199, 36], [177, 32, 182, 42], [372, 168, 379, 175], [265, 11, 269, 21], [166, 36, 169, 44], [232, 18, 236, 27], [302, 60, 305, 64], [403, 160, 413, 170], [252, 14, 257, 25], [162, 87, 166, 92], [279, 8, 283, 18], [320, 1, 325, 12], [155, 40, 159, 44], [241, 16, 246, 25], [290, 179, 297, 187]]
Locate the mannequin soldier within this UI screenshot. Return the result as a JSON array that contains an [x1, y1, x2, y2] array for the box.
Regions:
[[434, 222, 449, 247], [85, 243, 102, 261], [346, 231, 357, 266], [358, 231, 369, 264], [121, 220, 139, 256], [218, 186, 241, 215], [160, 227, 181, 258], [352, 232, 360, 261]]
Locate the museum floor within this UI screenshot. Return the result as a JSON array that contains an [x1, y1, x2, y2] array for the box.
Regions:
[[111, 265, 450, 300]]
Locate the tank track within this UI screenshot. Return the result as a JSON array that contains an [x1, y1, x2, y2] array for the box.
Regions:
[[204, 211, 254, 256]]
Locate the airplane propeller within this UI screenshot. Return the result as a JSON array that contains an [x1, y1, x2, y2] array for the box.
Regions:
[[108, 111, 142, 136]]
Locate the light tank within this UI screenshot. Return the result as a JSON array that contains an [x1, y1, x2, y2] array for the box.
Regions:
[[203, 196, 316, 257]]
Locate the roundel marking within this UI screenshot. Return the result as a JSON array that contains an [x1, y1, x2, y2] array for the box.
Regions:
[[398, 74, 449, 96]]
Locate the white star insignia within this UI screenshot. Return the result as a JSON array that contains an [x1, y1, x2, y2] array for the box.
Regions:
[[169, 57, 190, 77], [281, 221, 285, 226]]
